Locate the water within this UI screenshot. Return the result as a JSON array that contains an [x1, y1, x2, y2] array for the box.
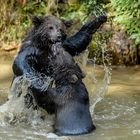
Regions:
[[0, 75, 49, 126], [0, 59, 140, 139]]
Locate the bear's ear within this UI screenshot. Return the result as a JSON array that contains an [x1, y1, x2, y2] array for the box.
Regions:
[[31, 16, 43, 27], [61, 19, 73, 28]]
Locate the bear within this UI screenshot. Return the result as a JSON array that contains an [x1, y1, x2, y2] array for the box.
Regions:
[[12, 15, 107, 114], [45, 42, 95, 135]]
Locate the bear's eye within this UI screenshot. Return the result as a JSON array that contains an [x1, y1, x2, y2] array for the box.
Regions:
[[48, 26, 54, 30]]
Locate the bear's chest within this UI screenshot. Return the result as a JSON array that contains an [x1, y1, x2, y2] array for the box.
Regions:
[[49, 45, 74, 67], [37, 52, 52, 75]]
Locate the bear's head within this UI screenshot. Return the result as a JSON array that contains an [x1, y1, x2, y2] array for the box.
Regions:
[[31, 15, 68, 47]]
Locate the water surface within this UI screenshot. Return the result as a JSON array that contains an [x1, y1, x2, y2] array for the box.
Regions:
[[0, 60, 140, 140]]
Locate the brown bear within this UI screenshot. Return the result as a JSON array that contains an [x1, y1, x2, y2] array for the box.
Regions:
[[12, 15, 107, 114]]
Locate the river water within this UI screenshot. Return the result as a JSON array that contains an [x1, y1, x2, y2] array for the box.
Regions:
[[0, 60, 140, 140]]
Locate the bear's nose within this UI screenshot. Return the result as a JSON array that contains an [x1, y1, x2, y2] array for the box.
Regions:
[[57, 35, 62, 41]]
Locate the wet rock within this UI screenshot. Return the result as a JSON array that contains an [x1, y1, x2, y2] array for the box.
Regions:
[[108, 30, 135, 65]]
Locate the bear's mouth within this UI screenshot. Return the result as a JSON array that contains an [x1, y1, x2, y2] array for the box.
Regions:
[[50, 39, 62, 44]]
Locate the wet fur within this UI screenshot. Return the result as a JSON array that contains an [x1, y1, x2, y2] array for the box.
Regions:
[[46, 43, 95, 135], [12, 15, 107, 114]]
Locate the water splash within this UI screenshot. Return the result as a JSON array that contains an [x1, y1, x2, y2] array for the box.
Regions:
[[88, 8, 112, 114], [90, 43, 112, 114], [79, 45, 111, 115], [75, 50, 111, 115], [0, 74, 52, 126]]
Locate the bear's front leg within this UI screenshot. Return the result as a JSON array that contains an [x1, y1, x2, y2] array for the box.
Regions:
[[63, 15, 107, 56]]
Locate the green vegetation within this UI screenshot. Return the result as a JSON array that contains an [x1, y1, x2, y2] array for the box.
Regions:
[[111, 0, 140, 44], [0, 0, 47, 46], [0, 0, 140, 65]]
